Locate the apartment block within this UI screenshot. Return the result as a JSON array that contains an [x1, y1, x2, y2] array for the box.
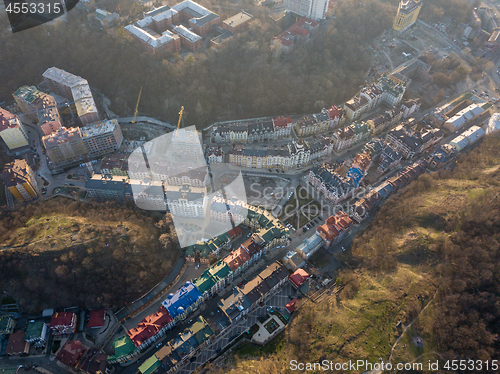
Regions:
[[3, 159, 39, 201], [81, 119, 123, 158], [42, 67, 99, 125], [0, 108, 29, 151], [284, 0, 329, 20], [393, 0, 422, 32], [42, 127, 88, 167]]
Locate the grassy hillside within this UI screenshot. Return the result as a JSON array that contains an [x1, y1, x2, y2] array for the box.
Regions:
[[0, 198, 178, 313], [212, 134, 500, 373]]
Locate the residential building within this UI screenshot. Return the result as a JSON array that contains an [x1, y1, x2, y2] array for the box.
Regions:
[[139, 356, 161, 374], [24, 320, 48, 348], [294, 114, 327, 136], [284, 0, 329, 20], [194, 260, 232, 299], [401, 98, 421, 118], [165, 184, 207, 218], [126, 307, 174, 350], [443, 104, 484, 132], [81, 119, 123, 158], [125, 0, 219, 54], [427, 144, 457, 170], [161, 281, 203, 323], [43, 127, 88, 167], [207, 146, 224, 164], [6, 330, 30, 356], [272, 17, 319, 52], [393, 0, 422, 32], [0, 316, 16, 336], [218, 287, 252, 322], [332, 121, 370, 151], [82, 351, 109, 374], [240, 262, 288, 305], [461, 125, 485, 145], [88, 310, 105, 329], [222, 11, 252, 34], [3, 159, 39, 201], [13, 86, 62, 135], [42, 67, 99, 125], [289, 268, 309, 289], [56, 340, 87, 368], [85, 174, 133, 201], [294, 231, 324, 259], [282, 250, 305, 270], [50, 312, 77, 335], [94, 8, 119, 28], [450, 135, 469, 152], [107, 335, 139, 365], [272, 116, 293, 136], [377, 144, 402, 174], [316, 211, 352, 247], [100, 153, 129, 176], [386, 119, 443, 159], [350, 189, 381, 223], [308, 161, 358, 204], [0, 108, 29, 151]]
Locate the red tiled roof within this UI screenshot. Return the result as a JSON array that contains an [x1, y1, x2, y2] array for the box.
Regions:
[[327, 105, 340, 120], [285, 298, 297, 313], [273, 116, 293, 128], [317, 211, 352, 243], [126, 306, 173, 347], [227, 226, 242, 239], [0, 108, 19, 132], [6, 330, 28, 355], [88, 309, 105, 329], [289, 269, 309, 288], [50, 312, 76, 328], [56, 340, 87, 368], [224, 246, 250, 271]]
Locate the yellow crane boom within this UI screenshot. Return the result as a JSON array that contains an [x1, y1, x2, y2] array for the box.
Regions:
[[131, 87, 142, 124], [175, 106, 184, 136]]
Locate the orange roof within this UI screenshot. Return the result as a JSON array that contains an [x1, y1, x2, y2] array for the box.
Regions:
[[126, 306, 173, 347], [224, 246, 250, 271], [351, 153, 371, 173], [289, 269, 309, 288], [317, 211, 352, 242]]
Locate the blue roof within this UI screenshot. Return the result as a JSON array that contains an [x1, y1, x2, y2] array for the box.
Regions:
[[162, 281, 202, 319], [347, 167, 363, 185]]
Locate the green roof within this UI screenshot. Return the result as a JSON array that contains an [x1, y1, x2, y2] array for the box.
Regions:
[[24, 320, 45, 340], [261, 227, 282, 242], [108, 335, 136, 360], [139, 356, 161, 374], [13, 85, 43, 104], [209, 260, 231, 280], [193, 272, 216, 294]]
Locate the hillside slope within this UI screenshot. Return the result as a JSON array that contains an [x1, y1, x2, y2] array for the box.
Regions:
[[211, 134, 500, 373], [0, 198, 178, 313]]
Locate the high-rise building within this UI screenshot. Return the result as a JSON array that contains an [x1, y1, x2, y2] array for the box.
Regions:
[[284, 0, 329, 20], [42, 67, 99, 125], [393, 0, 422, 32], [13, 86, 62, 136], [3, 159, 39, 201], [42, 120, 123, 168], [0, 109, 29, 151], [80, 119, 123, 158], [42, 127, 88, 167]]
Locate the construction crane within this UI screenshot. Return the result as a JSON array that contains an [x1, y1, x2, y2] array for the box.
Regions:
[[131, 87, 142, 124], [175, 106, 184, 136]]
